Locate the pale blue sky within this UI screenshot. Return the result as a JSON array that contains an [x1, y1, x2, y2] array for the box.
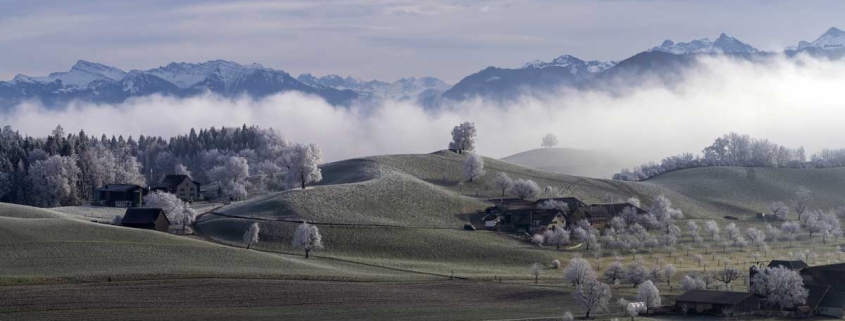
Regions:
[[1, 0, 843, 83]]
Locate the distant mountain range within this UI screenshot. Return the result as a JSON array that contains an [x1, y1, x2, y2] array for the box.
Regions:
[[2, 27, 844, 109]]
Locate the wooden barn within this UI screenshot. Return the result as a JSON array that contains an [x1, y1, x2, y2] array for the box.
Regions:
[[122, 208, 170, 232], [674, 290, 761, 316]]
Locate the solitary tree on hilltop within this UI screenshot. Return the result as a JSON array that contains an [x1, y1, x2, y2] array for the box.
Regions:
[[448, 121, 477, 154], [293, 222, 324, 258], [541, 133, 559, 148], [462, 153, 486, 182], [284, 143, 323, 190]]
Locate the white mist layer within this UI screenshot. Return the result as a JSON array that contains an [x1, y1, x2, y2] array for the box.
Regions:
[[2, 54, 845, 164]]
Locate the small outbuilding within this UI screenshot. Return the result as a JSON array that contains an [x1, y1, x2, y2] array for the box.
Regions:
[[122, 208, 170, 232], [674, 290, 761, 316]]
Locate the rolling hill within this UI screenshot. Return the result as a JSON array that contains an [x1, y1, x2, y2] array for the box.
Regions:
[[0, 203, 423, 285], [501, 147, 641, 179], [195, 150, 845, 276]]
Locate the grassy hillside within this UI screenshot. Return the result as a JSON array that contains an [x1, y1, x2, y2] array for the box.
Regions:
[[199, 150, 845, 278], [501, 147, 641, 179], [644, 166, 845, 220], [0, 203, 426, 285]]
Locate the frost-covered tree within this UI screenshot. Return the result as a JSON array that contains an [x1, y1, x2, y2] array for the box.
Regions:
[[713, 268, 741, 289], [543, 227, 570, 250], [663, 264, 676, 287], [530, 262, 543, 284], [574, 278, 612, 318], [561, 311, 574, 321], [494, 172, 513, 197], [174, 163, 192, 178], [793, 187, 813, 221], [178, 203, 197, 232], [766, 224, 781, 242], [143, 190, 185, 224], [210, 156, 250, 199], [704, 220, 721, 242], [746, 227, 767, 250], [541, 133, 559, 148], [625, 256, 649, 287], [693, 254, 704, 267], [803, 210, 825, 238], [27, 155, 81, 207], [564, 256, 596, 286], [781, 221, 801, 246], [680, 275, 706, 291], [462, 153, 486, 182], [243, 222, 260, 250], [604, 259, 625, 285], [293, 222, 323, 258], [636, 280, 661, 311], [448, 121, 477, 153], [768, 201, 789, 221], [531, 233, 545, 246], [752, 266, 808, 310], [512, 178, 540, 200], [820, 212, 843, 244], [284, 143, 323, 190]]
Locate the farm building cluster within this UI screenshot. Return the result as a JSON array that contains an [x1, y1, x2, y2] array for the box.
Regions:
[[671, 260, 845, 318], [481, 197, 647, 234], [93, 174, 202, 207], [91, 174, 201, 233]]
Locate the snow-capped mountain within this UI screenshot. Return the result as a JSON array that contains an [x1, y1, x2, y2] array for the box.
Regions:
[[0, 60, 358, 108], [650, 33, 759, 55], [796, 27, 845, 51], [297, 74, 450, 101], [25, 60, 128, 87], [521, 55, 617, 74]]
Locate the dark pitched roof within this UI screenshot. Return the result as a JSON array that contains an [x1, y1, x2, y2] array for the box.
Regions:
[[674, 290, 755, 305], [153, 175, 198, 190], [572, 206, 611, 221], [95, 184, 144, 192], [123, 208, 169, 225], [820, 291, 845, 308], [488, 198, 536, 207], [768, 260, 809, 270], [505, 209, 563, 226], [534, 197, 587, 211], [802, 263, 845, 290], [591, 203, 648, 216]]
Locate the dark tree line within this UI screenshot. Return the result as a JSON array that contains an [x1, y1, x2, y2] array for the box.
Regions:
[[614, 132, 845, 181]]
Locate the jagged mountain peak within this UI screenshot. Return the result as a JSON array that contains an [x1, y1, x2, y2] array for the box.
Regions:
[[521, 54, 616, 74], [796, 26, 845, 51], [650, 33, 757, 55]]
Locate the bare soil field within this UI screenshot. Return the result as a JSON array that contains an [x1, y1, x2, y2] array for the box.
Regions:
[[0, 278, 577, 321]]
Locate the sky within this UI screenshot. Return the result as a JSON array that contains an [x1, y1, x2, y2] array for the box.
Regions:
[[2, 0, 844, 83]]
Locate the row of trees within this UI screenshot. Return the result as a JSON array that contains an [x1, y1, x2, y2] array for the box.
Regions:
[[545, 255, 661, 319], [614, 132, 845, 181], [0, 125, 323, 207]]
